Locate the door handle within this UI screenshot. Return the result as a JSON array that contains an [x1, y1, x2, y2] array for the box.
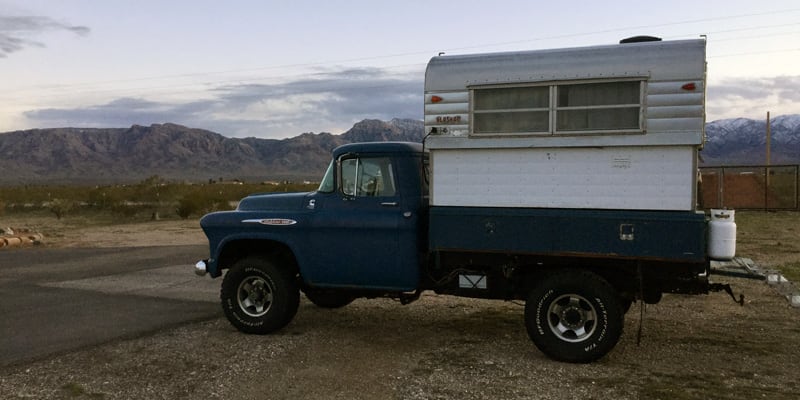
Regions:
[[381, 202, 398, 207]]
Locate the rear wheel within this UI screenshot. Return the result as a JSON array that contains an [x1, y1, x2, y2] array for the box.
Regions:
[[524, 270, 624, 363], [220, 257, 299, 334]]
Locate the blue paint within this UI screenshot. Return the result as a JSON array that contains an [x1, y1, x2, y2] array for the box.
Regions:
[[429, 207, 707, 263]]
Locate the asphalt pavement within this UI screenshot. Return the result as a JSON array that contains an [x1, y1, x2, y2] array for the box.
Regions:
[[0, 245, 221, 367]]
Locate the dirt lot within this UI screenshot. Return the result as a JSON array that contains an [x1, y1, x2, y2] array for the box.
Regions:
[[1, 212, 799, 399]]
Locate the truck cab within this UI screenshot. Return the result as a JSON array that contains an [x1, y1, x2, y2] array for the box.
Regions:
[[297, 142, 428, 291], [197, 142, 429, 331]]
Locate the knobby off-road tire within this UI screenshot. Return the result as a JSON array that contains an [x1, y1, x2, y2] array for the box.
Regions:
[[303, 289, 355, 309], [524, 270, 624, 363], [220, 257, 300, 334]]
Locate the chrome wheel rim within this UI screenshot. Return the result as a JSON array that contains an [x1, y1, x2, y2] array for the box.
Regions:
[[237, 276, 274, 317], [547, 294, 597, 343]]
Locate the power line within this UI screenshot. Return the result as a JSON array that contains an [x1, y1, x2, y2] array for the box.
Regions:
[[428, 8, 800, 54], [2, 8, 798, 101], [711, 47, 800, 58]]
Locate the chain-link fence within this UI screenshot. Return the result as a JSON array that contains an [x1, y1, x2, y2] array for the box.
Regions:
[[699, 165, 800, 210]]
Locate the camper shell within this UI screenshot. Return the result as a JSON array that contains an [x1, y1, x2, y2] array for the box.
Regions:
[[424, 38, 707, 211]]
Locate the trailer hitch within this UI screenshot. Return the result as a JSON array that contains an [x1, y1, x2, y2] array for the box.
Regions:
[[710, 283, 744, 306]]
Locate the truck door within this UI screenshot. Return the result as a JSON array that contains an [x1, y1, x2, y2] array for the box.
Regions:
[[305, 154, 420, 291]]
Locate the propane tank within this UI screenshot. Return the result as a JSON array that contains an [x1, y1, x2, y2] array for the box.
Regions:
[[708, 209, 736, 260]]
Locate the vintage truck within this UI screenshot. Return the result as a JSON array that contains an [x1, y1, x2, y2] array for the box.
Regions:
[[195, 37, 739, 363]]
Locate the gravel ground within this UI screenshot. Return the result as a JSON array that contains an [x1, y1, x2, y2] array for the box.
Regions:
[[2, 212, 799, 399], [1, 275, 798, 400]]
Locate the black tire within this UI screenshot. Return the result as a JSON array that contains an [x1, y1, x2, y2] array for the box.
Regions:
[[524, 270, 624, 363], [220, 257, 299, 334], [304, 289, 355, 309]]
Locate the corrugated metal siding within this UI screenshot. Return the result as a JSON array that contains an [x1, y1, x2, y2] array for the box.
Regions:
[[424, 91, 470, 136], [424, 39, 706, 144], [645, 80, 705, 133], [431, 146, 696, 211], [425, 40, 705, 92]]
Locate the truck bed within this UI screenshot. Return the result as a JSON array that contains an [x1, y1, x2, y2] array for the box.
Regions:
[[429, 206, 707, 263]]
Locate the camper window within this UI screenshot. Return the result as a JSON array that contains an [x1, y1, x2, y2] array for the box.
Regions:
[[556, 81, 641, 132], [471, 80, 643, 136], [473, 86, 549, 134]]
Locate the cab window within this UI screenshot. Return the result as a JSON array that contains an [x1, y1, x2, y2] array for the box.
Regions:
[[317, 160, 335, 193], [340, 157, 396, 197]]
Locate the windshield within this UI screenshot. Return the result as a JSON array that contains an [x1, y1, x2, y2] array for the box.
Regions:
[[317, 160, 335, 193]]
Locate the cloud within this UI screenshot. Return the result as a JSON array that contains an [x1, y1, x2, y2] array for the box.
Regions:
[[28, 66, 795, 138], [0, 15, 89, 57], [24, 67, 425, 138], [707, 76, 800, 122]]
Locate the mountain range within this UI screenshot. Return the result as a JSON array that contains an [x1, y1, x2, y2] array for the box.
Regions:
[[701, 114, 800, 166], [0, 115, 798, 185], [0, 119, 424, 185]]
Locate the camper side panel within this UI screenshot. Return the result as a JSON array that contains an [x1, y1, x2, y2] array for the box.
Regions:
[[430, 146, 696, 211]]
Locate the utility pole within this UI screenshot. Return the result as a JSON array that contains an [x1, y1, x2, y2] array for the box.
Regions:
[[765, 111, 771, 210], [766, 111, 771, 166]]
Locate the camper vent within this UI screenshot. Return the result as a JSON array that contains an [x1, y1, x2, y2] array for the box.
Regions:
[[619, 36, 662, 44]]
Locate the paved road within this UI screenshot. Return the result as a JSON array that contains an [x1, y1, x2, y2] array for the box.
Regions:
[[0, 245, 221, 367]]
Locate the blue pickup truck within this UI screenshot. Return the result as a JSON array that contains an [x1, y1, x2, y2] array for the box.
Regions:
[[195, 38, 740, 363], [195, 141, 733, 363]]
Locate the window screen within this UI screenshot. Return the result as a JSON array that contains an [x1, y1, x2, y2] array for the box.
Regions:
[[471, 80, 643, 135], [556, 82, 641, 132], [473, 86, 549, 134]]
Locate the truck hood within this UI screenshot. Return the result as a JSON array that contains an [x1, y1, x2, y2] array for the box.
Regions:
[[236, 191, 312, 211]]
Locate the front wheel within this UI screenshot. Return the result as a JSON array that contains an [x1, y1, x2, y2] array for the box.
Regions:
[[524, 270, 624, 363], [220, 257, 300, 334]]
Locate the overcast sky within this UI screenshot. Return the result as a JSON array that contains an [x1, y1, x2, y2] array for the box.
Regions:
[[1, 0, 799, 138]]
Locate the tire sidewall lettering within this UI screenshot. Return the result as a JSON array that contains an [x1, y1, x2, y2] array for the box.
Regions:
[[589, 296, 608, 351], [535, 289, 555, 336], [525, 271, 623, 363]]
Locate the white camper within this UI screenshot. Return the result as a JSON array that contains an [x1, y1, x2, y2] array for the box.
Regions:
[[424, 37, 706, 211]]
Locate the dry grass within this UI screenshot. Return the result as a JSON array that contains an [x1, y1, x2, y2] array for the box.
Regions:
[[736, 211, 800, 281]]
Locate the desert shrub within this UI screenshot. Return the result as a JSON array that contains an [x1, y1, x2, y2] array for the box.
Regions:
[[48, 198, 76, 220], [175, 197, 198, 220], [175, 192, 228, 219]]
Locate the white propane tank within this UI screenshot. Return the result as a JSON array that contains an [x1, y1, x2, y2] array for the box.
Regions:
[[708, 209, 737, 260]]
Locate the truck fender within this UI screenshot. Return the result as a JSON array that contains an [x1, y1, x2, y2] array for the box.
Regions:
[[210, 233, 307, 279]]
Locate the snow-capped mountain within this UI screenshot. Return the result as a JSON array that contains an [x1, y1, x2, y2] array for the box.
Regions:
[[701, 114, 800, 166]]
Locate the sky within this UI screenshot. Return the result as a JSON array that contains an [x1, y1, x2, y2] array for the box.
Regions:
[[1, 0, 799, 139]]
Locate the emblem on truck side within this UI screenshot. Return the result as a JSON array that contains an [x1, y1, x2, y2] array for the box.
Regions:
[[242, 218, 297, 226]]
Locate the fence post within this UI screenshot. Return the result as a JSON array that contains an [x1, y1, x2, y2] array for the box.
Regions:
[[764, 167, 769, 212], [720, 167, 725, 209]]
